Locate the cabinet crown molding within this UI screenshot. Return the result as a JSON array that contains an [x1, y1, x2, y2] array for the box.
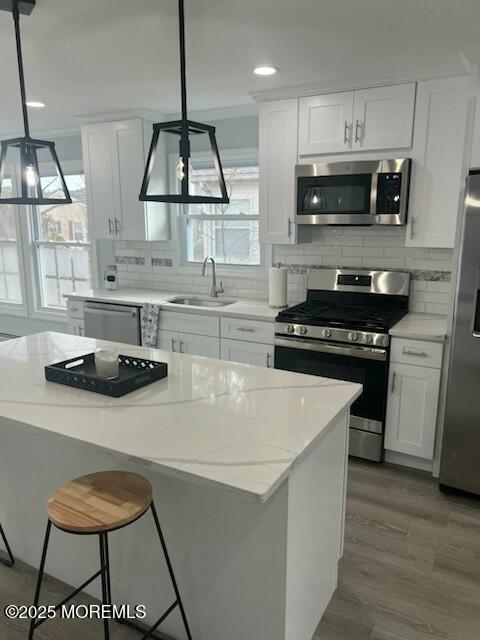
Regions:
[[251, 66, 470, 103]]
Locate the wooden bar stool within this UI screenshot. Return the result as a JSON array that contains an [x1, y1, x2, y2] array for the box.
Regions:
[[0, 522, 14, 567], [28, 471, 192, 640]]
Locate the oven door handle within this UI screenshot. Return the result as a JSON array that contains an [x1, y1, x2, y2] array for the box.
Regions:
[[274, 337, 387, 361]]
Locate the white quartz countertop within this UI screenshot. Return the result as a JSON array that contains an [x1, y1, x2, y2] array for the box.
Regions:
[[389, 313, 448, 342], [65, 289, 279, 322], [0, 332, 361, 502]]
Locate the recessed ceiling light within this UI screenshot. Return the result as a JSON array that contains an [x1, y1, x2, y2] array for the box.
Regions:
[[253, 66, 278, 76], [26, 101, 45, 108]]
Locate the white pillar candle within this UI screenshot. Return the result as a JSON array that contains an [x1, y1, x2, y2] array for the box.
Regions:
[[95, 350, 119, 379]]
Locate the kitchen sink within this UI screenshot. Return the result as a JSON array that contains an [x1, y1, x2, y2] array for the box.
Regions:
[[167, 296, 236, 308]]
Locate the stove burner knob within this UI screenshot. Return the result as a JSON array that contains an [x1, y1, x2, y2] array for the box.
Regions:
[[348, 331, 359, 342], [365, 334, 373, 344], [321, 328, 332, 338], [286, 324, 294, 334], [298, 326, 308, 335]]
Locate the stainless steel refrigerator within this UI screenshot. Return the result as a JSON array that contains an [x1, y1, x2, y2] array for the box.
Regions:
[[440, 170, 480, 495]]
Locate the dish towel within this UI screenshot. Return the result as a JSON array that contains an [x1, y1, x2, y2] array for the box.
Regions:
[[141, 303, 161, 347]]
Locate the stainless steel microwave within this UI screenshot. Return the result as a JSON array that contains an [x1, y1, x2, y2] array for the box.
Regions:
[[295, 158, 411, 226]]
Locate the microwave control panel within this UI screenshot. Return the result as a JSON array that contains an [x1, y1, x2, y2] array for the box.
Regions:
[[376, 173, 402, 214]]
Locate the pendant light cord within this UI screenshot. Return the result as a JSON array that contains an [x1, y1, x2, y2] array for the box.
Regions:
[[178, 0, 188, 120], [12, 0, 30, 138]]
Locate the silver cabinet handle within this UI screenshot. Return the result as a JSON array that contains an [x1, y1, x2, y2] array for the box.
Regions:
[[171, 338, 176, 352], [344, 120, 351, 145], [355, 119, 362, 143], [108, 218, 113, 235], [409, 217, 416, 239], [402, 348, 429, 358], [288, 217, 292, 238], [85, 308, 135, 318], [266, 352, 272, 368], [391, 371, 397, 394], [179, 340, 184, 353], [114, 218, 120, 235], [78, 326, 83, 336], [236, 327, 255, 333]]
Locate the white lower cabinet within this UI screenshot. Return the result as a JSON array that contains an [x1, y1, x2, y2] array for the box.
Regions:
[[67, 318, 85, 337], [176, 333, 220, 358], [157, 329, 220, 359], [221, 338, 274, 368], [385, 359, 441, 460]]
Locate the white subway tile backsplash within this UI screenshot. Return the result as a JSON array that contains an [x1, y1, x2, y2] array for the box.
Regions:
[[114, 226, 453, 315], [362, 257, 406, 269], [342, 246, 383, 257]]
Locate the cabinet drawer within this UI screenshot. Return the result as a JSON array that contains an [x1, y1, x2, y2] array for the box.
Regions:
[[158, 311, 220, 337], [390, 338, 443, 369], [220, 317, 274, 344], [66, 299, 84, 319]]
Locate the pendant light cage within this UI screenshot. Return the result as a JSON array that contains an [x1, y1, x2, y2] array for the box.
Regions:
[[140, 119, 229, 204], [0, 137, 71, 205], [0, 0, 71, 206], [139, 0, 229, 205]]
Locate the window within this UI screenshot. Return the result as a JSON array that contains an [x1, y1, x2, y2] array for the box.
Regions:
[[182, 163, 261, 266], [32, 174, 92, 309], [0, 178, 23, 305]]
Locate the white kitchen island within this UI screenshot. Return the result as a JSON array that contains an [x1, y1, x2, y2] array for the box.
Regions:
[[0, 332, 361, 640]]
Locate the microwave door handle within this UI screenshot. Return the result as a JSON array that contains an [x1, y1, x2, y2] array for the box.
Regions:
[[370, 172, 379, 216]]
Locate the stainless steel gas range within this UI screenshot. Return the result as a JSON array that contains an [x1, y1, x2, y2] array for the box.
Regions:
[[274, 269, 410, 462]]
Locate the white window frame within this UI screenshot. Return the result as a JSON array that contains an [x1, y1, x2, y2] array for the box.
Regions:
[[171, 147, 271, 276], [25, 161, 92, 319], [0, 171, 29, 318]]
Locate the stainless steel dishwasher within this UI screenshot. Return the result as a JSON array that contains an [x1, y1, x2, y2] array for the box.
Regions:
[[84, 301, 141, 345]]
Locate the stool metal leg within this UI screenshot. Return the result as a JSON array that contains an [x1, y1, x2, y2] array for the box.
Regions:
[[28, 520, 52, 640], [99, 533, 110, 640], [0, 522, 14, 567], [151, 502, 193, 640], [104, 532, 112, 606]]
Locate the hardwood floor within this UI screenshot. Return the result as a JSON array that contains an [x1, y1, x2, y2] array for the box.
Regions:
[[1, 460, 479, 640], [314, 460, 480, 640]]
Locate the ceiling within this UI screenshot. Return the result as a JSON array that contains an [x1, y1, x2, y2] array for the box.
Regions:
[[1, 0, 480, 135]]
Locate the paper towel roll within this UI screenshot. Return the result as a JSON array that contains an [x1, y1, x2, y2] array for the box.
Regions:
[[269, 267, 288, 308]]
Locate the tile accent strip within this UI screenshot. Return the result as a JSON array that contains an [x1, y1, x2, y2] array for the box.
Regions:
[[151, 257, 173, 267], [273, 263, 451, 282], [116, 256, 145, 266]]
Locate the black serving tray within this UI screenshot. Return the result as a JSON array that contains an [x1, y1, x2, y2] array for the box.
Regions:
[[45, 353, 168, 397]]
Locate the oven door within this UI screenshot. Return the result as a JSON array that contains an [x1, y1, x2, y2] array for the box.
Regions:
[[274, 337, 389, 461]]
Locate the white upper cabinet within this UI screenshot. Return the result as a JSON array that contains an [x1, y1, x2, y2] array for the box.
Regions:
[[81, 123, 118, 240], [299, 92, 354, 155], [298, 83, 415, 155], [407, 76, 470, 248], [259, 99, 301, 245], [352, 83, 416, 151], [82, 118, 171, 242]]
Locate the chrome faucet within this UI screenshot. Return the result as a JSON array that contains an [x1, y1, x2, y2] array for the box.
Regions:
[[202, 256, 224, 298]]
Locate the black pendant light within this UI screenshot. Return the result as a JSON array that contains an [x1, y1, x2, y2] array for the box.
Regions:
[[140, 0, 229, 205], [0, 0, 71, 205]]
